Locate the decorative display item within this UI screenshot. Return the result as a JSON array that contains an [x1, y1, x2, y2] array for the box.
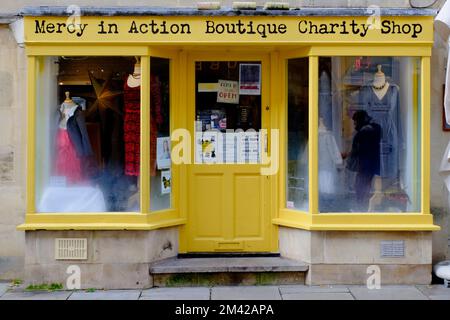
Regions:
[[161, 170, 171, 194], [86, 72, 123, 118]]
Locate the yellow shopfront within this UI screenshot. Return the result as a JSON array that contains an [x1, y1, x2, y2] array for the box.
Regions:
[[19, 10, 439, 261]]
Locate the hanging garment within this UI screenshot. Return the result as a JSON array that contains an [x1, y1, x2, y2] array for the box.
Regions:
[[318, 130, 343, 194], [319, 71, 332, 130], [359, 84, 401, 178], [123, 82, 141, 176], [123, 75, 163, 176], [55, 128, 83, 184], [65, 105, 94, 157]]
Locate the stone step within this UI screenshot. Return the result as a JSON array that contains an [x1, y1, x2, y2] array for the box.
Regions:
[[149, 257, 309, 287]]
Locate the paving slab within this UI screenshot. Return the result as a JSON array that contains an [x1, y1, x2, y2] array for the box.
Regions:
[[0, 282, 9, 298], [416, 285, 450, 300], [150, 257, 308, 273], [349, 286, 428, 300], [279, 285, 350, 295], [282, 292, 355, 300], [0, 290, 72, 300], [211, 286, 281, 300], [69, 290, 141, 300], [140, 287, 210, 300]]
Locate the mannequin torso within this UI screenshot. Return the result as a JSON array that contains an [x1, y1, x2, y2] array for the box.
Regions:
[[371, 64, 389, 100], [372, 82, 390, 101], [59, 101, 79, 129], [127, 63, 141, 88]]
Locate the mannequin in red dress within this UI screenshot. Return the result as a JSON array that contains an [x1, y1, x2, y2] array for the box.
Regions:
[[123, 58, 163, 209]]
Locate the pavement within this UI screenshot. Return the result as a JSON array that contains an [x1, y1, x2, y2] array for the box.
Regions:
[[1, 282, 450, 300]]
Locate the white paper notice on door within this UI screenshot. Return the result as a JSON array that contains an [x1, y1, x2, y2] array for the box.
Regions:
[[217, 80, 239, 104]]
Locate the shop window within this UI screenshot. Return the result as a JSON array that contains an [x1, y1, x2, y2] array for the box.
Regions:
[[318, 56, 421, 213], [150, 57, 171, 211], [286, 58, 309, 211], [194, 61, 262, 164], [35, 56, 142, 213]]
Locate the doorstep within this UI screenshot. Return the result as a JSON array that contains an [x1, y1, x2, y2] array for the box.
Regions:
[[149, 257, 309, 287]]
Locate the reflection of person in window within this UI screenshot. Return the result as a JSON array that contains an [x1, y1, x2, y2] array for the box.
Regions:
[[346, 110, 381, 211]]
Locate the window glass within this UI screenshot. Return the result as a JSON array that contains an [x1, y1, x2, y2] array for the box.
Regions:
[[286, 58, 309, 211], [35, 56, 140, 212], [318, 56, 421, 213], [195, 61, 262, 164], [150, 57, 171, 211]]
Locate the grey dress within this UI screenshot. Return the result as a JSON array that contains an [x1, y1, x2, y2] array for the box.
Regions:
[[359, 84, 401, 179]]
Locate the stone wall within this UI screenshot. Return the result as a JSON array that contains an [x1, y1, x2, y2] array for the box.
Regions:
[[0, 25, 26, 280], [279, 227, 433, 284], [24, 228, 178, 289]]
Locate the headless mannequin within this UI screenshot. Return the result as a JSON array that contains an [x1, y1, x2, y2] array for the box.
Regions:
[[371, 65, 390, 100], [127, 59, 141, 210]]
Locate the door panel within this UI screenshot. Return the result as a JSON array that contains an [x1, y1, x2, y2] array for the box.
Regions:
[[193, 173, 224, 237], [234, 173, 262, 237]]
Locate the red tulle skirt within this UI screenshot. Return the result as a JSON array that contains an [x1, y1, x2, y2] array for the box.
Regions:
[[55, 129, 83, 184]]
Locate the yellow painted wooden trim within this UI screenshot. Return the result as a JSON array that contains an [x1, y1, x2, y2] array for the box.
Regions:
[[279, 47, 312, 59], [178, 50, 188, 221], [308, 45, 432, 57], [268, 51, 279, 252], [412, 59, 419, 209], [23, 213, 147, 224], [17, 219, 186, 231], [140, 56, 150, 213], [421, 57, 431, 215], [278, 52, 287, 213], [18, 209, 186, 230], [274, 215, 439, 231], [309, 56, 319, 214], [26, 56, 37, 214], [26, 45, 150, 56]]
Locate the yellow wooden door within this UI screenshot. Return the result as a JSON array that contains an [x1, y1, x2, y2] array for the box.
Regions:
[[181, 52, 276, 253]]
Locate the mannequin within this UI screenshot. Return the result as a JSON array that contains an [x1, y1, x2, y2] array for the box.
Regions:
[[359, 64, 401, 180], [371, 65, 390, 100], [124, 58, 142, 209], [127, 58, 141, 88], [55, 91, 93, 184], [318, 117, 343, 198], [59, 92, 78, 130]]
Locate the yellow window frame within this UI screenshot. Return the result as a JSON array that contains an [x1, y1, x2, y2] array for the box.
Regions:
[[19, 46, 186, 230], [274, 46, 438, 231]]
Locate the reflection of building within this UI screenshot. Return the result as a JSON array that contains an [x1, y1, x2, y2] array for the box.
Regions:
[[0, 2, 448, 289]]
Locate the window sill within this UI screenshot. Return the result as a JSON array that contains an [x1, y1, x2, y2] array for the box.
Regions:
[[274, 210, 440, 231], [17, 211, 186, 231]]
